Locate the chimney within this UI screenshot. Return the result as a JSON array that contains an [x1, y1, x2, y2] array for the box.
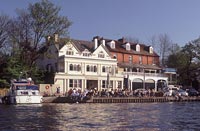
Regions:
[[94, 38, 98, 49], [118, 37, 125, 43], [101, 39, 105, 46], [93, 36, 101, 49]]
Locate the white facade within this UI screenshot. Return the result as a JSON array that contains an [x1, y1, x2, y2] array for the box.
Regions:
[[123, 72, 168, 91], [54, 41, 123, 94]]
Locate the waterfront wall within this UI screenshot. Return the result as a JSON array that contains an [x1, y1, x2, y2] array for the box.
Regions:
[[42, 96, 200, 103], [90, 96, 200, 103]]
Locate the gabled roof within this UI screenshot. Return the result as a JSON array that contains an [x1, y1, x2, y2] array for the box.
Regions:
[[92, 43, 111, 56], [53, 38, 94, 52], [94, 36, 159, 57], [56, 38, 111, 54], [42, 36, 159, 57], [71, 39, 94, 52]]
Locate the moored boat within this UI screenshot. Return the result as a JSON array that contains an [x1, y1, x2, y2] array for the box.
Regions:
[[2, 78, 43, 104]]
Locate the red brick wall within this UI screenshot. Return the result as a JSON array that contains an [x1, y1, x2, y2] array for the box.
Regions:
[[147, 56, 153, 65], [111, 52, 159, 66], [123, 54, 130, 63], [133, 55, 139, 64]]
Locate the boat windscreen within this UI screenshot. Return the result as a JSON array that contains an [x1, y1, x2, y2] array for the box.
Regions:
[[16, 86, 26, 90], [16, 85, 39, 90]]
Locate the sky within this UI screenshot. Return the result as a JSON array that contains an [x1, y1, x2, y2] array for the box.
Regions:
[[1, 0, 200, 46]]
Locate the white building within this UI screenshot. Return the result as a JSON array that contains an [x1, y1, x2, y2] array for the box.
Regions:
[[37, 36, 123, 94], [37, 35, 168, 94]]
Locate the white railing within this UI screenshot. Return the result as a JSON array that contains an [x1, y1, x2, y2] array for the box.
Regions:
[[122, 72, 166, 77]]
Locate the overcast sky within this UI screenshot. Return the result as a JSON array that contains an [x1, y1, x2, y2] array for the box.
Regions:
[[1, 0, 200, 46]]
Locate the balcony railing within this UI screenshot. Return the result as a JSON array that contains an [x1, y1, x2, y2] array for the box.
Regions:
[[123, 71, 166, 77]]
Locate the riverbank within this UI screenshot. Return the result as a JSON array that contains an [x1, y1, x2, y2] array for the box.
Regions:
[[42, 96, 200, 103]]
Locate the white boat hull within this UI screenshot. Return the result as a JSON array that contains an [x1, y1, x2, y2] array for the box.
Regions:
[[10, 95, 43, 104]]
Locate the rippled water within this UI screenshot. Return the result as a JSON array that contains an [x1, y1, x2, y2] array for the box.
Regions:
[[0, 102, 200, 131]]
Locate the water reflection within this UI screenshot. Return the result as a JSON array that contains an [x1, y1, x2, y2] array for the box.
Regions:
[[0, 102, 200, 131]]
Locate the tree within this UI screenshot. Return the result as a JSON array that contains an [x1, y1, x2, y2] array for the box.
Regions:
[[28, 0, 71, 47], [7, 0, 71, 76], [0, 53, 22, 87], [181, 39, 200, 86], [0, 14, 9, 49], [0, 50, 45, 87], [148, 35, 157, 49], [191, 37, 200, 62], [0, 0, 72, 87], [166, 44, 182, 68], [166, 38, 200, 87], [0, 14, 11, 87], [0, 14, 10, 64], [158, 34, 173, 66]]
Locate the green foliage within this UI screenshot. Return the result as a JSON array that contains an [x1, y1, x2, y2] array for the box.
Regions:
[[0, 0, 71, 86], [0, 53, 45, 87], [0, 56, 20, 88], [167, 38, 200, 86], [0, 79, 9, 88], [28, 66, 45, 84]]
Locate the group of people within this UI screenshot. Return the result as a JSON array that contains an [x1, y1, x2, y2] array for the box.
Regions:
[[67, 88, 93, 102], [95, 88, 156, 97], [67, 88, 156, 99]]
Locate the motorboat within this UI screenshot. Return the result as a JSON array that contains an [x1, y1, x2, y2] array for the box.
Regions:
[[2, 78, 43, 104]]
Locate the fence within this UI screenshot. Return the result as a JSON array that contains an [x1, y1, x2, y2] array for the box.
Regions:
[[0, 88, 9, 97]]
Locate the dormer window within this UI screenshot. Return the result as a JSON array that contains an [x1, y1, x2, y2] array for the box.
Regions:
[[126, 43, 130, 51], [98, 51, 105, 58], [110, 41, 115, 49], [83, 53, 90, 57], [136, 44, 140, 52], [66, 48, 74, 55], [149, 46, 153, 54], [82, 49, 90, 57]]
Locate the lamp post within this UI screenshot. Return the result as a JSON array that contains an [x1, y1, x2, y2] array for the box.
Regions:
[[107, 66, 111, 88], [127, 74, 130, 89]]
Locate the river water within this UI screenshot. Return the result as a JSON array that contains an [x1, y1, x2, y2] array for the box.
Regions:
[[0, 102, 199, 131]]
